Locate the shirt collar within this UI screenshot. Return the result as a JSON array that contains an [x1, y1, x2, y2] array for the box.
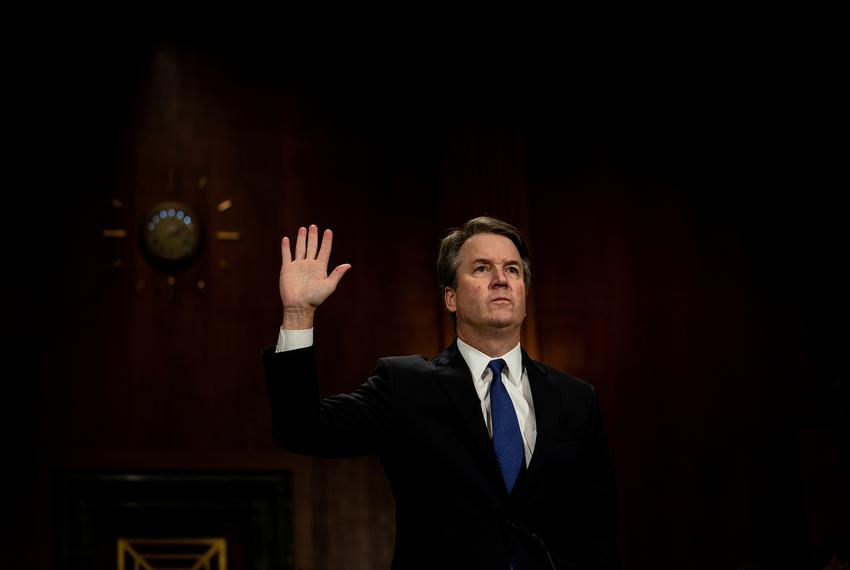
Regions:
[[456, 337, 523, 387]]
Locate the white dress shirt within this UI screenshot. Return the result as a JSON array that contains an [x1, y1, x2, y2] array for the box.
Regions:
[[276, 327, 313, 352], [275, 328, 537, 466], [455, 337, 537, 466]]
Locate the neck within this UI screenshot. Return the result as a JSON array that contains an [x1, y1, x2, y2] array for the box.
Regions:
[[456, 325, 521, 358]]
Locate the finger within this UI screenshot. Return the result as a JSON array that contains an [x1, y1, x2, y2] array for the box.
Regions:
[[306, 224, 319, 259], [294, 226, 307, 259], [317, 228, 333, 263], [281, 236, 292, 264], [327, 263, 351, 288]]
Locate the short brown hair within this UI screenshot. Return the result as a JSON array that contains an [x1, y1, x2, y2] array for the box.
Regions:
[[437, 216, 532, 295]]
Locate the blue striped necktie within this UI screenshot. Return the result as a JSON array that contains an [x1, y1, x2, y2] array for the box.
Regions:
[[488, 358, 524, 493]]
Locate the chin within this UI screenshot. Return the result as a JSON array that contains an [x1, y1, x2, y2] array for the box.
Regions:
[[488, 318, 520, 329]]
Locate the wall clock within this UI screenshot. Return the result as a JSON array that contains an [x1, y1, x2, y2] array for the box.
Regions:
[[103, 176, 243, 299], [139, 200, 202, 271]]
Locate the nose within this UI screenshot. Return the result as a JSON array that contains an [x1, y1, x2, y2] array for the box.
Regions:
[[491, 267, 508, 288]]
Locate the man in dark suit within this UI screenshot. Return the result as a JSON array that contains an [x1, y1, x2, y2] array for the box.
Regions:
[[263, 217, 619, 569]]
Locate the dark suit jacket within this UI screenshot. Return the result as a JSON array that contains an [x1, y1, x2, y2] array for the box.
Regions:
[[263, 340, 618, 569]]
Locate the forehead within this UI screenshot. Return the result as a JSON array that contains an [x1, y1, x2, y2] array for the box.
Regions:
[[457, 233, 521, 263]]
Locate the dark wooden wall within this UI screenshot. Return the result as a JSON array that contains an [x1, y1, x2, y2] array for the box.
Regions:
[[8, 32, 847, 570]]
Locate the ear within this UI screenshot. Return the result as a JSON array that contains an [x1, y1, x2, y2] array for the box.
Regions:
[[444, 287, 457, 313]]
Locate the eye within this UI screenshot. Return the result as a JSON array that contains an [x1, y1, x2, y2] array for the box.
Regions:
[[473, 265, 488, 273], [506, 265, 520, 275]]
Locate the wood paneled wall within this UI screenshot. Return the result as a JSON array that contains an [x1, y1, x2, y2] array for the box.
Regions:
[[9, 36, 846, 570]]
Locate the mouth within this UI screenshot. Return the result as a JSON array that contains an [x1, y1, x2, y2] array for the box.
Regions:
[[490, 297, 512, 304]]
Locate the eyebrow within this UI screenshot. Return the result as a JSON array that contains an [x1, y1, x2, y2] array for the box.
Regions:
[[470, 258, 521, 265]]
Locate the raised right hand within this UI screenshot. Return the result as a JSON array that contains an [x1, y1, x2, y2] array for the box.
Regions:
[[279, 224, 351, 329]]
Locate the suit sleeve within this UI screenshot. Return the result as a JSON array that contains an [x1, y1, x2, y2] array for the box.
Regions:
[[262, 345, 392, 457]]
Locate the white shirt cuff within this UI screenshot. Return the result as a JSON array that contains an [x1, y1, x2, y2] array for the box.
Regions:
[[275, 327, 314, 353]]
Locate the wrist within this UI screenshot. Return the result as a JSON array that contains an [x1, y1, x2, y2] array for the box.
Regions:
[[282, 307, 315, 330]]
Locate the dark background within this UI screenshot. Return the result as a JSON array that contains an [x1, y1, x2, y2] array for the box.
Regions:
[[7, 24, 846, 569]]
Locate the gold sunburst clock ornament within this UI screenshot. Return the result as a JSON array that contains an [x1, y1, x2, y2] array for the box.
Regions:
[[103, 176, 243, 299], [139, 200, 203, 271]]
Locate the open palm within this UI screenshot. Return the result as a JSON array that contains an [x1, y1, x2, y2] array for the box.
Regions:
[[279, 225, 351, 323]]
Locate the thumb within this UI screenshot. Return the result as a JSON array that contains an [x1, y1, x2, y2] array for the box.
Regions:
[[327, 263, 352, 288]]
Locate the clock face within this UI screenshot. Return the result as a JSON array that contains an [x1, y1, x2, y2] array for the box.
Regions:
[[140, 200, 202, 269]]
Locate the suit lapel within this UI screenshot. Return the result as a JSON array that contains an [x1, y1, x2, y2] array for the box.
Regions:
[[514, 351, 561, 501], [432, 342, 507, 495], [431, 342, 563, 502]]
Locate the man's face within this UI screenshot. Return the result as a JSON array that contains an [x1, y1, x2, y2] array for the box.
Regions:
[[444, 233, 527, 334]]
